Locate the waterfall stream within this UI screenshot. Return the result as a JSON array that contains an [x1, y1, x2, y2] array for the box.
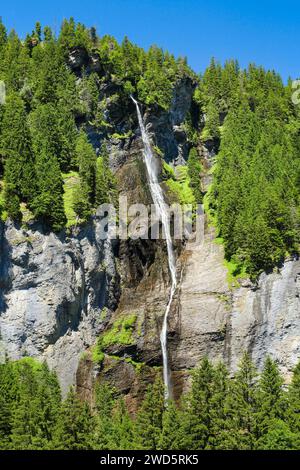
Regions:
[[131, 96, 176, 401]]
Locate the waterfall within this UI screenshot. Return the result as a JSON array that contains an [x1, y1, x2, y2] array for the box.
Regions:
[[131, 96, 177, 401]]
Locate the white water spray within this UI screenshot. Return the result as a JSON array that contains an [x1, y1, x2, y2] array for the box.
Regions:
[[131, 96, 176, 401]]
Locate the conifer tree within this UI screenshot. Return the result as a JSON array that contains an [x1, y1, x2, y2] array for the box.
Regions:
[[92, 383, 116, 450], [72, 180, 92, 221], [228, 353, 259, 449], [0, 18, 7, 49], [0, 360, 17, 449], [288, 361, 300, 435], [58, 17, 76, 57], [175, 358, 215, 450], [54, 387, 93, 450], [187, 147, 203, 203], [202, 100, 220, 141], [158, 400, 182, 450], [134, 375, 165, 450], [207, 362, 232, 449], [32, 41, 62, 104], [256, 357, 286, 440], [256, 419, 298, 450], [32, 148, 66, 231], [1, 93, 34, 204], [95, 144, 117, 207], [75, 130, 97, 203], [109, 399, 135, 450], [33, 363, 61, 448], [10, 361, 39, 450], [43, 26, 53, 43], [1, 30, 22, 91]]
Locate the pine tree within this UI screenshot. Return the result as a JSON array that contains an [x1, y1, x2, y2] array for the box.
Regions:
[[58, 17, 76, 57], [32, 148, 66, 231], [0, 360, 17, 449], [30, 103, 76, 172], [1, 93, 34, 204], [256, 419, 297, 450], [32, 41, 62, 105], [202, 100, 220, 141], [228, 353, 259, 449], [33, 363, 61, 449], [207, 362, 232, 449], [10, 361, 39, 450], [190, 357, 214, 448], [43, 26, 53, 43], [288, 361, 300, 435], [109, 399, 135, 450], [256, 357, 287, 441], [54, 387, 93, 450], [0, 18, 7, 49], [2, 178, 21, 220], [187, 148, 203, 203], [72, 180, 92, 221], [134, 375, 165, 450], [93, 383, 116, 450], [75, 130, 97, 203], [34, 22, 42, 42], [158, 400, 182, 450], [95, 144, 117, 207], [1, 30, 22, 92]]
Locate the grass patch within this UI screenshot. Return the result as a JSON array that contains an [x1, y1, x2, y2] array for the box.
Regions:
[[110, 130, 133, 140], [12, 357, 43, 372], [162, 161, 175, 179], [214, 237, 224, 245], [62, 171, 80, 228], [101, 314, 137, 348], [0, 180, 8, 222], [124, 357, 145, 372], [224, 258, 248, 288], [92, 314, 137, 365], [165, 165, 195, 205], [20, 202, 34, 225], [91, 344, 105, 365]]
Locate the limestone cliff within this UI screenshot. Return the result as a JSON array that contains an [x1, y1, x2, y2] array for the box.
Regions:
[[0, 219, 119, 393]]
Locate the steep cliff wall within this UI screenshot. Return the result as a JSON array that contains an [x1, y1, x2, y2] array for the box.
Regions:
[[169, 226, 300, 397], [0, 219, 119, 393], [0, 73, 299, 406]]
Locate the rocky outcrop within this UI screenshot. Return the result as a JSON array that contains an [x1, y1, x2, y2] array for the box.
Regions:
[[0, 220, 119, 394], [169, 225, 300, 397], [143, 78, 196, 166], [68, 46, 102, 75]]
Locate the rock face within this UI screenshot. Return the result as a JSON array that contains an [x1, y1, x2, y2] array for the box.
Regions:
[[230, 258, 300, 376], [143, 77, 196, 165], [169, 226, 300, 396], [0, 220, 119, 394]]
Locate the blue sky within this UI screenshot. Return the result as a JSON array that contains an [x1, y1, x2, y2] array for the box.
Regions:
[[1, 0, 298, 81]]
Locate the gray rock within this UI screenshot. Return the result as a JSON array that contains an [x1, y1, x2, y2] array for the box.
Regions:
[[0, 220, 119, 394], [170, 225, 300, 391], [68, 46, 89, 71]]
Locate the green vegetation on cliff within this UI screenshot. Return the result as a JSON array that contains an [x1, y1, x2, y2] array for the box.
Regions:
[[92, 314, 137, 365]]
